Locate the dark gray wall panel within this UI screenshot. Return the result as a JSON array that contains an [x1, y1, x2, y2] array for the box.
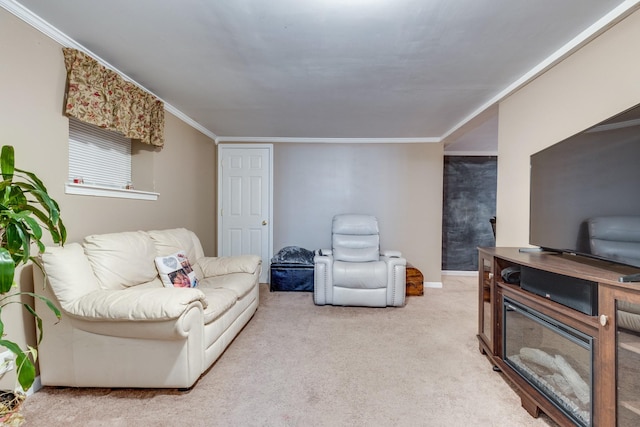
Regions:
[[442, 156, 497, 271]]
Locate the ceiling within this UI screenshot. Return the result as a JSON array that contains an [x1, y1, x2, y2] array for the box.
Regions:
[[5, 0, 640, 152]]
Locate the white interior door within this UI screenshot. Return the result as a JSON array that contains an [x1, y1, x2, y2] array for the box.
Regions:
[[218, 144, 273, 283]]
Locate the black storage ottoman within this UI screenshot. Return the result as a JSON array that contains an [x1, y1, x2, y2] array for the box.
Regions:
[[270, 246, 315, 292]]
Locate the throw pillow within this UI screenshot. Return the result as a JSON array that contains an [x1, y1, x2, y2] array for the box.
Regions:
[[155, 251, 198, 288]]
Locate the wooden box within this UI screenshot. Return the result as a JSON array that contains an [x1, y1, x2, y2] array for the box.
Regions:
[[406, 264, 424, 296]]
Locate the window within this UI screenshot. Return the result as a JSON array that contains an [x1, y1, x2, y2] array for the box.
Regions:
[[68, 117, 131, 187], [66, 117, 159, 200]]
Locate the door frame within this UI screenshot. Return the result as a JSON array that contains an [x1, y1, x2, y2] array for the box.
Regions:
[[216, 143, 274, 283]]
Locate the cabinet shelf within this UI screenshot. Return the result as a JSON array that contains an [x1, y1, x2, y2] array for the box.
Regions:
[[619, 331, 640, 355], [620, 401, 640, 417]]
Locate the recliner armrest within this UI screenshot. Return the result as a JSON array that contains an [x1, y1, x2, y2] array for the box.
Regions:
[[313, 253, 333, 305], [381, 249, 402, 258], [380, 255, 406, 307]]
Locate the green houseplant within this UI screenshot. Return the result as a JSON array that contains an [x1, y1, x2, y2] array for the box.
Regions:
[[0, 145, 65, 420]]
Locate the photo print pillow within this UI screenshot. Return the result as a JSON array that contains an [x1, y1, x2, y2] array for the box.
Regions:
[[155, 250, 198, 288]]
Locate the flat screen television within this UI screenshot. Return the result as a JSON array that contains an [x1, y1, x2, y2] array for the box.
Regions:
[[529, 103, 640, 269]]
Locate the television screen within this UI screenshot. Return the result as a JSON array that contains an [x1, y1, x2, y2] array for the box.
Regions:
[[529, 103, 640, 268]]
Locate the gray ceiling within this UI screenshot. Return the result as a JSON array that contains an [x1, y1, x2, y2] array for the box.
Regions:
[[7, 0, 639, 151]]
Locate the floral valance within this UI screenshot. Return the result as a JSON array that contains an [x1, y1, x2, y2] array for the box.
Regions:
[[62, 48, 164, 147]]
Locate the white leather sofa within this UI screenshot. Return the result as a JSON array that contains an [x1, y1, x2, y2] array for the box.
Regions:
[[33, 228, 261, 389]]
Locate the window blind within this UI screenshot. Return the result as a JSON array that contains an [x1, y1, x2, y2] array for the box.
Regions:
[[68, 117, 131, 188]]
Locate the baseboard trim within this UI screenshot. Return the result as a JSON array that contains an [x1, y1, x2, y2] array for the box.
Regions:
[[442, 270, 478, 277], [424, 281, 443, 288], [27, 375, 42, 395]]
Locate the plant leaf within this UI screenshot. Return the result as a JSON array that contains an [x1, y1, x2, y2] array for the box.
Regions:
[[59, 218, 67, 244], [20, 214, 43, 240], [0, 146, 14, 181], [15, 167, 48, 193], [0, 248, 15, 293], [0, 339, 21, 355], [26, 292, 61, 320], [5, 222, 29, 264], [23, 303, 45, 343], [26, 188, 60, 226], [0, 338, 35, 391], [15, 353, 36, 391]]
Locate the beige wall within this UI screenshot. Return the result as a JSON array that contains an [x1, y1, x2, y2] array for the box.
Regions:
[[273, 142, 444, 282], [496, 9, 640, 247], [0, 10, 216, 389]]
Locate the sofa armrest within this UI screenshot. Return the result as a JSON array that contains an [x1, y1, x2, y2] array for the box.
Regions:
[[65, 287, 207, 321], [197, 255, 261, 277]]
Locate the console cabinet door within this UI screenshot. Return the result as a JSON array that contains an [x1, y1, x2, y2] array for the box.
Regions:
[[599, 285, 640, 426], [478, 252, 494, 354]]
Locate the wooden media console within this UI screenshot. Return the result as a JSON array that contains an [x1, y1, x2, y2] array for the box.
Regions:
[[478, 247, 640, 426]]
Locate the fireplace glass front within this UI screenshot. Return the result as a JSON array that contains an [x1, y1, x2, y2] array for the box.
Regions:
[[503, 297, 593, 427]]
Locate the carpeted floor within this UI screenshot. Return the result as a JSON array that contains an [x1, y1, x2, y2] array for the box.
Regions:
[[22, 276, 556, 426]]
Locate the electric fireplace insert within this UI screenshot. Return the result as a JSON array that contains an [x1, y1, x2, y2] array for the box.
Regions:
[[503, 297, 594, 427]]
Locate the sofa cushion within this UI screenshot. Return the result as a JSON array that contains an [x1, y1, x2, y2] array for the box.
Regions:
[[200, 272, 257, 299], [155, 251, 198, 288], [199, 287, 238, 323], [83, 231, 158, 290]]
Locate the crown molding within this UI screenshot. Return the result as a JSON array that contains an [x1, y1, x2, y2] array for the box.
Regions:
[[215, 136, 441, 144], [0, 0, 218, 141], [444, 151, 498, 157]]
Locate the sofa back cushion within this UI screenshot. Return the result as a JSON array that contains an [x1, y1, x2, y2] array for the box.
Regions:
[[147, 228, 205, 270], [83, 230, 158, 290], [41, 243, 101, 307]]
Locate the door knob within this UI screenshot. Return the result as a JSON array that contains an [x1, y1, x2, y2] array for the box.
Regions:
[[262, 220, 267, 226]]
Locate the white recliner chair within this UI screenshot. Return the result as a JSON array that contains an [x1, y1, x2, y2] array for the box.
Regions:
[[314, 214, 406, 307]]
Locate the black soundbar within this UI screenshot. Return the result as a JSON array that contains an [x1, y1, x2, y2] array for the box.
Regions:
[[520, 266, 598, 316]]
